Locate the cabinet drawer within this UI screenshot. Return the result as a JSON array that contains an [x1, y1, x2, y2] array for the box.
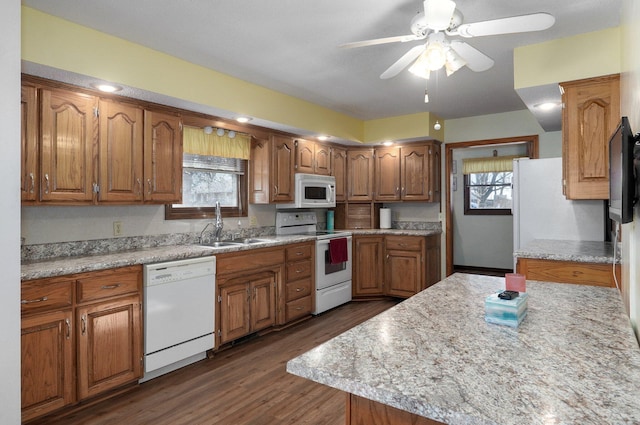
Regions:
[[286, 243, 312, 260], [77, 267, 141, 303], [286, 259, 312, 281], [285, 295, 312, 322], [285, 277, 312, 301], [21, 279, 74, 315], [217, 247, 285, 275], [517, 258, 616, 287], [385, 236, 423, 251]]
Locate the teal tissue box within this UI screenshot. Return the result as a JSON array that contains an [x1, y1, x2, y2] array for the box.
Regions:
[[485, 292, 528, 327]]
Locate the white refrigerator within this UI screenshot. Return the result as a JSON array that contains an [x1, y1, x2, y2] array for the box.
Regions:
[[512, 158, 605, 258]]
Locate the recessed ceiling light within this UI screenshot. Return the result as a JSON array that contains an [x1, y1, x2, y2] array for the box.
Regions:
[[91, 83, 122, 93], [235, 116, 252, 123], [317, 135, 330, 141], [535, 102, 560, 111], [382, 140, 394, 146]]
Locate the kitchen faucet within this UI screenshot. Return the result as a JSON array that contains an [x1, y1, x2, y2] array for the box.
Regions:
[[214, 201, 224, 241]]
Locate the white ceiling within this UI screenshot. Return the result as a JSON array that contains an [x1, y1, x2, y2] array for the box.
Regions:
[[22, 0, 621, 137]]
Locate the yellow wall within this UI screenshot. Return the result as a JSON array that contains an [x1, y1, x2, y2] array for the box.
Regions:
[[514, 27, 621, 89], [21, 6, 441, 144]]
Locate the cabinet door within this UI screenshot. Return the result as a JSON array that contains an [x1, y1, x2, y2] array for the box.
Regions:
[[98, 100, 144, 202], [251, 275, 276, 331], [40, 88, 97, 203], [314, 143, 332, 175], [401, 145, 430, 201], [76, 295, 142, 400], [375, 147, 400, 201], [21, 310, 74, 422], [219, 281, 251, 344], [386, 250, 422, 298], [347, 149, 374, 201], [271, 135, 295, 202], [561, 74, 620, 200], [144, 110, 183, 203], [21, 84, 39, 203], [353, 236, 384, 296], [295, 138, 315, 174], [331, 147, 347, 202], [250, 137, 271, 204]]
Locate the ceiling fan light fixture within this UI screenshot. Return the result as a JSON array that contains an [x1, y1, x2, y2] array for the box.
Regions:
[[444, 48, 466, 76], [424, 0, 456, 31]]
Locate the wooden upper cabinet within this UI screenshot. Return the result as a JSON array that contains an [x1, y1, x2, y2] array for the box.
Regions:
[[143, 109, 183, 203], [250, 137, 270, 204], [98, 99, 144, 202], [314, 143, 331, 175], [295, 138, 315, 174], [40, 88, 98, 203], [402, 144, 438, 202], [21, 84, 38, 203], [375, 147, 401, 201], [561, 74, 620, 200], [331, 147, 347, 202], [294, 139, 331, 175], [347, 148, 375, 201], [271, 135, 295, 202]]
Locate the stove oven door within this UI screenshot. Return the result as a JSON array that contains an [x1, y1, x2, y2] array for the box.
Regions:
[[315, 236, 352, 290]]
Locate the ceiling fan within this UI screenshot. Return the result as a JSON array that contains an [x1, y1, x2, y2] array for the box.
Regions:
[[341, 0, 555, 80]]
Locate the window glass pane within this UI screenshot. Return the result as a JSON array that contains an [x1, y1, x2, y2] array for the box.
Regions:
[[178, 168, 238, 208], [467, 172, 512, 210]]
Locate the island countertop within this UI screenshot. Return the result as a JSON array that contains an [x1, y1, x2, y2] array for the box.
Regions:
[[514, 239, 616, 264], [286, 273, 640, 425]]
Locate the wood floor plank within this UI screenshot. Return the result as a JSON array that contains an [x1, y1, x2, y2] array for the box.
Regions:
[[29, 299, 398, 425]]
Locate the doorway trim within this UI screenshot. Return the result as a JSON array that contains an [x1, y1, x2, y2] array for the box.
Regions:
[[444, 135, 539, 276]]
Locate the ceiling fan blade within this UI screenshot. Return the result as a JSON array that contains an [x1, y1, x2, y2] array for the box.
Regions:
[[455, 13, 555, 38], [380, 45, 426, 79], [340, 34, 424, 49], [449, 41, 494, 72], [423, 0, 456, 31]]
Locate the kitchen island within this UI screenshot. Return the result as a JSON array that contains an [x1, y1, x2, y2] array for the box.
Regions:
[[286, 273, 640, 425]]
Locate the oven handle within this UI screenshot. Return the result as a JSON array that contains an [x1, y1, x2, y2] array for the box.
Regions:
[[317, 236, 352, 246]]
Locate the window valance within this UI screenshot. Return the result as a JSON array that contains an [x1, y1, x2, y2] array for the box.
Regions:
[[183, 126, 250, 160]]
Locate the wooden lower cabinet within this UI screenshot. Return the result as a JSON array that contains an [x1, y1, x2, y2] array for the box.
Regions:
[[347, 394, 445, 425], [353, 234, 440, 298], [516, 258, 618, 288], [21, 266, 143, 422], [218, 271, 278, 345], [353, 236, 385, 296], [76, 295, 142, 400], [21, 310, 74, 422]]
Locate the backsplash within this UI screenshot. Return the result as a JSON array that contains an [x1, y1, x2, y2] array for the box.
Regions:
[[22, 226, 275, 262]]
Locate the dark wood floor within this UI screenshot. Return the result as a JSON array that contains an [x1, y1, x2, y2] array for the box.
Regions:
[[33, 299, 398, 425]]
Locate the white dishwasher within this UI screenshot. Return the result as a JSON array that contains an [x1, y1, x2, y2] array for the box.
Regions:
[[141, 256, 216, 382]]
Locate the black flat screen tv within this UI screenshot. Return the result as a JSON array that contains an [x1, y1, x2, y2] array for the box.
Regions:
[[608, 116, 637, 224]]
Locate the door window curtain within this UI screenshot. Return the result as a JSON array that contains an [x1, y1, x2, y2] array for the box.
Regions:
[[183, 125, 250, 160], [462, 155, 524, 174]]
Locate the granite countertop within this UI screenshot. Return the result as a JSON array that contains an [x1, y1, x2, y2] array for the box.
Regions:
[[514, 239, 616, 264], [21, 235, 315, 281], [287, 273, 640, 425], [349, 228, 441, 237]]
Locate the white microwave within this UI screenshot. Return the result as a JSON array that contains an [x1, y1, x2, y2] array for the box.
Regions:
[[277, 173, 336, 209]]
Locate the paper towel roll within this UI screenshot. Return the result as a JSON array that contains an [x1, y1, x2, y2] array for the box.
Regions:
[[380, 208, 391, 229]]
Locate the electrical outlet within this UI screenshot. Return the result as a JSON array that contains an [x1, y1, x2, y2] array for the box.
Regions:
[[249, 216, 257, 227], [113, 221, 123, 236]]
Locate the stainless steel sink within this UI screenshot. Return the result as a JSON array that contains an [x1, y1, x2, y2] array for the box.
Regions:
[[203, 241, 243, 248], [230, 238, 272, 245]]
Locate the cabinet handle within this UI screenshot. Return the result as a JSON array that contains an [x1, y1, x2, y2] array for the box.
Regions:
[[296, 287, 303, 292], [295, 306, 303, 311], [274, 185, 279, 194], [65, 318, 71, 339], [295, 251, 303, 256], [101, 284, 121, 290], [296, 269, 302, 274], [81, 315, 87, 335], [21, 296, 48, 304], [396, 186, 399, 194], [44, 173, 50, 194], [147, 179, 153, 195], [137, 178, 142, 195], [29, 172, 35, 193], [399, 243, 407, 247]]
